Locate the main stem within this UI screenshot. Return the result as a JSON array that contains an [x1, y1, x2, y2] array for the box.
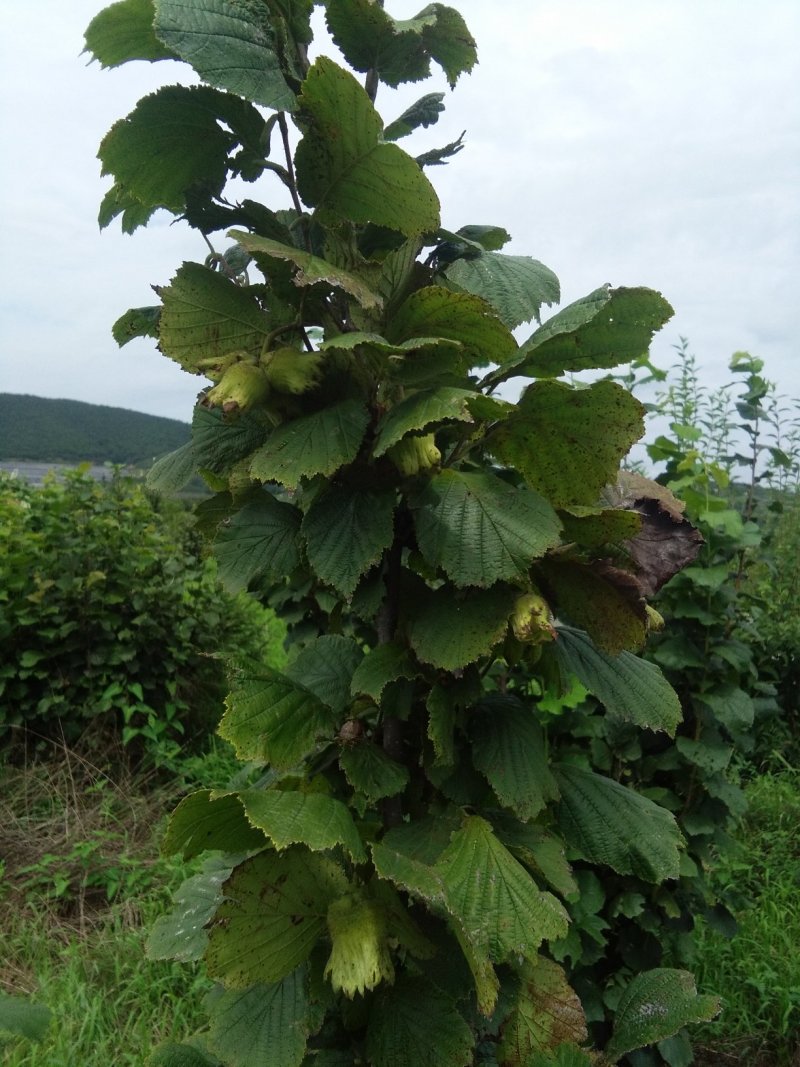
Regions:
[[378, 536, 405, 829]]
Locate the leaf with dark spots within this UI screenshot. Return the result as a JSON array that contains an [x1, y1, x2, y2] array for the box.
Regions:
[[538, 558, 648, 655]]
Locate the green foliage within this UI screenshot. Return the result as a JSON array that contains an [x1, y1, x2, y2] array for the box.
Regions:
[[542, 342, 797, 1063], [604, 970, 718, 1061], [748, 499, 800, 760], [0, 469, 285, 764], [0, 393, 189, 465], [87, 3, 715, 1063]]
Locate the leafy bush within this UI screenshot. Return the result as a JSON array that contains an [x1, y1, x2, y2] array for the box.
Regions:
[[0, 468, 284, 764], [85, 2, 723, 1064], [748, 501, 800, 762], [541, 347, 794, 1063]]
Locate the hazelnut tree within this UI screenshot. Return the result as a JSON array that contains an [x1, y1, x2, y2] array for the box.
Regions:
[[85, 1, 718, 1063]]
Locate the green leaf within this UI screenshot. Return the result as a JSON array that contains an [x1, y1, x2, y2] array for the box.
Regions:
[[162, 790, 267, 859], [554, 626, 682, 735], [443, 253, 560, 330], [302, 485, 396, 598], [554, 764, 683, 882], [413, 470, 562, 587], [416, 133, 466, 169], [319, 331, 454, 356], [656, 1030, 694, 1067], [675, 736, 733, 773], [295, 57, 439, 235], [387, 287, 517, 369], [213, 491, 302, 594], [541, 560, 647, 655], [0, 995, 51, 1043], [205, 968, 310, 1067], [370, 879, 436, 961], [339, 742, 410, 801], [229, 231, 383, 310], [558, 507, 642, 548], [158, 263, 269, 373], [436, 816, 569, 962], [365, 976, 474, 1067], [492, 380, 644, 509], [383, 813, 461, 866], [99, 87, 262, 217], [373, 387, 506, 457], [487, 286, 674, 385], [697, 684, 755, 733], [84, 0, 175, 67], [147, 854, 243, 962], [154, 0, 296, 110], [377, 239, 424, 312], [491, 821, 577, 900], [192, 405, 268, 474], [426, 685, 458, 767], [205, 848, 348, 987], [219, 668, 334, 769], [285, 636, 364, 713], [371, 840, 448, 909], [326, 0, 477, 88], [454, 225, 511, 251], [605, 969, 720, 1062], [470, 697, 559, 820], [497, 957, 587, 1063], [384, 92, 445, 141], [112, 305, 161, 346], [195, 491, 240, 537], [98, 182, 158, 232], [250, 399, 370, 489], [408, 585, 515, 671], [350, 641, 418, 702], [450, 920, 500, 1018], [239, 788, 366, 862], [147, 442, 197, 493]]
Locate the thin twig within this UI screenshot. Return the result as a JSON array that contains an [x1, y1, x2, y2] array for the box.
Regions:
[[277, 112, 305, 220]]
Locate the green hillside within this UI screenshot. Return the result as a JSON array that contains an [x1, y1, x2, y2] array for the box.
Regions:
[[0, 394, 190, 465]]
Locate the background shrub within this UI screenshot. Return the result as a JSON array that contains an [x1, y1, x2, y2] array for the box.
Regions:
[[747, 500, 800, 765], [0, 468, 285, 764]]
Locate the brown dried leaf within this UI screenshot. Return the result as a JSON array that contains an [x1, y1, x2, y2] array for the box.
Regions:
[[603, 471, 704, 595]]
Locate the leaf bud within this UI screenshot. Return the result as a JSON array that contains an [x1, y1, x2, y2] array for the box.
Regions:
[[387, 434, 441, 477], [511, 591, 556, 645], [646, 604, 666, 632]]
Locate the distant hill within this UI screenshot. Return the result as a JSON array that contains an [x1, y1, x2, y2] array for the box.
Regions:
[[0, 394, 190, 465]]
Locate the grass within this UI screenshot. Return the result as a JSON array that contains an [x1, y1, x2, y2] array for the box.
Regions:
[[0, 738, 241, 1065], [3, 741, 799, 1064], [1, 903, 210, 1066], [692, 766, 800, 1065]]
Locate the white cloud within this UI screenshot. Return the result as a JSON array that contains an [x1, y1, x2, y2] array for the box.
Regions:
[[0, 0, 797, 422]]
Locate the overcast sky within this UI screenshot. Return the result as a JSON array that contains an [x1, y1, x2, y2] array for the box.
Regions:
[[1, 1, 797, 424]]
